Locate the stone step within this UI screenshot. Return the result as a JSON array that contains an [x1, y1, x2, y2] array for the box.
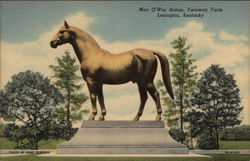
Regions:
[[81, 120, 164, 128]]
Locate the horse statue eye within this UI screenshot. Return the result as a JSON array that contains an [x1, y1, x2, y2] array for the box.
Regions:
[[59, 31, 65, 34]]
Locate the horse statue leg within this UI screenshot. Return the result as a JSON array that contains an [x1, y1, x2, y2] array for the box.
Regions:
[[146, 82, 162, 121], [86, 78, 98, 120], [97, 84, 106, 121], [133, 83, 148, 121]]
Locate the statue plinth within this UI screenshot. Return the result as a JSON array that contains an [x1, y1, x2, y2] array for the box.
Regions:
[[56, 121, 188, 154]]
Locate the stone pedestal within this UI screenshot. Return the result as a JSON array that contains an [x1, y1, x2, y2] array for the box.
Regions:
[[56, 121, 188, 154]]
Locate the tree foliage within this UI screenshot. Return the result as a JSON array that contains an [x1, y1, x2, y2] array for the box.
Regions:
[[157, 36, 197, 144], [49, 51, 88, 124], [0, 70, 64, 149], [190, 64, 243, 149]]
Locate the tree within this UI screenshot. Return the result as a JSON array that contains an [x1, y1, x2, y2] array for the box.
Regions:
[[190, 64, 243, 149], [185, 109, 203, 149], [49, 51, 88, 125], [0, 70, 64, 149], [157, 36, 198, 143]]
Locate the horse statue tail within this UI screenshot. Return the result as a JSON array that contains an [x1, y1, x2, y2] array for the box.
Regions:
[[153, 51, 174, 100]]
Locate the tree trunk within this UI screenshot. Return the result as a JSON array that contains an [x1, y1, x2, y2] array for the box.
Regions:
[[180, 92, 184, 144], [34, 141, 38, 150], [66, 103, 70, 124], [190, 126, 194, 149], [215, 128, 219, 149], [66, 76, 71, 125], [30, 139, 38, 149], [180, 60, 185, 144], [180, 104, 183, 133]]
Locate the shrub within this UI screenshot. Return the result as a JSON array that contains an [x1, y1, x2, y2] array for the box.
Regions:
[[52, 123, 78, 140], [3, 124, 26, 148], [197, 132, 217, 150], [169, 128, 186, 143], [220, 125, 250, 141]]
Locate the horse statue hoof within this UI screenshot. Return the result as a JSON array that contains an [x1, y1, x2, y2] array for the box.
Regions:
[[98, 116, 105, 121], [156, 115, 161, 121], [88, 115, 95, 120], [133, 116, 140, 121]]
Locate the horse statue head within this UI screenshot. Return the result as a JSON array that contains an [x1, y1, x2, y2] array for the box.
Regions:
[[50, 21, 74, 48]]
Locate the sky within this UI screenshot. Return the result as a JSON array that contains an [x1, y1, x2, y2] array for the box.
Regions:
[[0, 1, 249, 126]]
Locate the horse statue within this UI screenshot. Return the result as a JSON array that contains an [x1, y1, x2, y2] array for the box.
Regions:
[[50, 21, 174, 121]]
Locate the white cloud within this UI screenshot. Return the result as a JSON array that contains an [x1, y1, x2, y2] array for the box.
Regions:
[[1, 12, 93, 87], [219, 31, 249, 41], [165, 21, 216, 55], [196, 43, 249, 72], [1, 12, 249, 124]]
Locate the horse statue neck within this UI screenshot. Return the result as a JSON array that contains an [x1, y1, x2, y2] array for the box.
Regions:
[[70, 26, 101, 62]]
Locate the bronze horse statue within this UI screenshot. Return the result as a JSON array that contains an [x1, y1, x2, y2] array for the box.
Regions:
[[50, 21, 174, 121]]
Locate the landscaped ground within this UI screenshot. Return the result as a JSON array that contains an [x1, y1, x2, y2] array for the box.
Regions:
[[219, 141, 250, 150], [38, 139, 65, 149], [1, 138, 250, 161], [0, 138, 65, 150], [1, 155, 250, 161], [0, 138, 16, 150]]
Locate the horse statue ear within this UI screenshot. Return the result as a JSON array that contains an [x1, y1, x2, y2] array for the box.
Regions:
[[64, 20, 69, 29]]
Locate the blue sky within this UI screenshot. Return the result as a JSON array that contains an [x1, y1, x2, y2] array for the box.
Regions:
[[1, 1, 249, 124], [1, 1, 249, 43]]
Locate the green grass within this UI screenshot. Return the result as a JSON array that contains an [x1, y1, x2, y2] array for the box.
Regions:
[[0, 137, 65, 150], [1, 155, 250, 161], [220, 141, 250, 150], [38, 139, 65, 149], [0, 137, 16, 149]]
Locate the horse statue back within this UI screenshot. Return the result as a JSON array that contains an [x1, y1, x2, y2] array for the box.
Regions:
[[50, 21, 174, 121]]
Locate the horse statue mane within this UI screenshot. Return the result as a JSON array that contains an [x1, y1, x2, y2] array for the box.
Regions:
[[50, 21, 174, 121], [70, 26, 100, 48]]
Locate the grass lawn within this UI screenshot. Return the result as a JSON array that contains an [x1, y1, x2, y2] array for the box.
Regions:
[[0, 137, 65, 150], [38, 139, 65, 149], [0, 138, 16, 150], [1, 138, 250, 161], [1, 155, 250, 161], [220, 141, 250, 150]]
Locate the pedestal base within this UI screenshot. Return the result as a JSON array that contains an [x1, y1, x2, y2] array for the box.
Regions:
[[56, 121, 188, 154]]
